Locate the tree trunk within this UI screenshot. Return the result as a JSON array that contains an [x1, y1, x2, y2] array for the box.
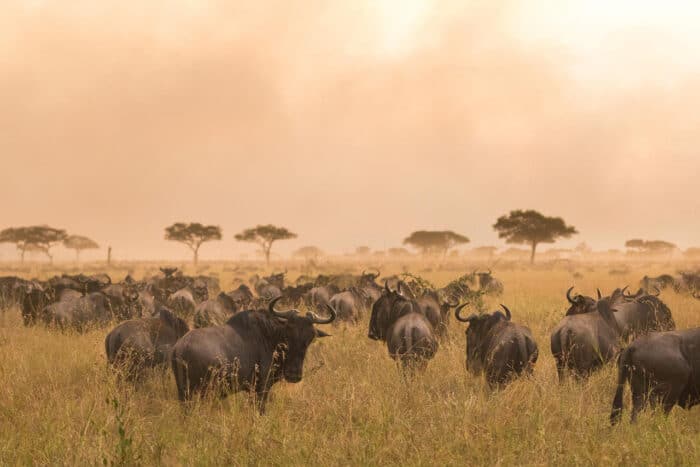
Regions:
[[107, 246, 112, 266], [193, 247, 199, 266], [264, 248, 271, 266], [46, 250, 53, 265], [530, 242, 538, 264], [20, 248, 25, 263]]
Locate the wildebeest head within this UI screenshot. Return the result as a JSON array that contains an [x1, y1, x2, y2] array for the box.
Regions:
[[359, 269, 381, 286], [564, 287, 598, 316], [17, 281, 53, 325], [160, 267, 179, 278], [268, 297, 335, 383], [265, 271, 286, 290], [455, 303, 512, 373]]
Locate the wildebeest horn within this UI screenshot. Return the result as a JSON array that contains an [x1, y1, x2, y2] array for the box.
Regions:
[[596, 289, 602, 300], [455, 302, 477, 322], [385, 281, 391, 294], [566, 286, 576, 304], [500, 304, 512, 320], [268, 296, 297, 319], [306, 304, 337, 324], [652, 286, 661, 297]]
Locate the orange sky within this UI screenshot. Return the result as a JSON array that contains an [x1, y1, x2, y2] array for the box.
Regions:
[[2, 1, 700, 261]]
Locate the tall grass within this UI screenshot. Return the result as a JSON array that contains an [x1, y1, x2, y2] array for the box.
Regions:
[[1, 266, 700, 465]]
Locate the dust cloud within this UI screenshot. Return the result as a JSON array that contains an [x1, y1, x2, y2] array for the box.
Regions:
[[2, 0, 699, 261]]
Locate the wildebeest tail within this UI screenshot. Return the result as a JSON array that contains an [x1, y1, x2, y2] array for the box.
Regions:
[[610, 346, 633, 425]]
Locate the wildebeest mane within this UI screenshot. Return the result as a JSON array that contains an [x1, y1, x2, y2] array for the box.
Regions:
[[225, 310, 286, 340], [157, 307, 190, 336]]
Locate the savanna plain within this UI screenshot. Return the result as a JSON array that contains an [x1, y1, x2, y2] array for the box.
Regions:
[[2, 261, 700, 466]]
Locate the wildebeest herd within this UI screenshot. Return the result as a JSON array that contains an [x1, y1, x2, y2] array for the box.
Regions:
[[2, 268, 700, 422]]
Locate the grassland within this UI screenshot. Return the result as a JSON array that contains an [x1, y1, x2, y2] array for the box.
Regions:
[[2, 262, 700, 466]]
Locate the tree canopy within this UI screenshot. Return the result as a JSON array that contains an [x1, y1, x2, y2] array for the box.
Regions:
[[235, 224, 297, 265], [493, 210, 577, 263], [403, 230, 470, 256], [63, 235, 99, 261], [164, 222, 222, 265], [625, 239, 677, 255], [0, 225, 68, 263]]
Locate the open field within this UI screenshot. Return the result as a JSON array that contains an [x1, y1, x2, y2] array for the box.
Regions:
[[2, 262, 700, 466]]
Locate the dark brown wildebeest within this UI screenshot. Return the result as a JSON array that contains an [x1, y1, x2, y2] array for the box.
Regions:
[[610, 328, 700, 424], [550, 288, 623, 380], [193, 292, 239, 328], [43, 291, 114, 332], [416, 290, 458, 338], [105, 308, 190, 380], [171, 297, 336, 412], [455, 303, 538, 388], [226, 284, 255, 310], [368, 282, 438, 370], [167, 283, 208, 321]]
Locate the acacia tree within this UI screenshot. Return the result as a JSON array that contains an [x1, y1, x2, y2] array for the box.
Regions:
[[493, 210, 577, 264], [493, 210, 578, 264], [403, 230, 470, 257], [164, 223, 222, 265], [235, 224, 297, 265], [0, 225, 68, 263], [625, 239, 677, 255], [63, 235, 99, 262]]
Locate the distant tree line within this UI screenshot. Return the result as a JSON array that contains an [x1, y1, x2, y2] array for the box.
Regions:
[[2, 210, 693, 265]]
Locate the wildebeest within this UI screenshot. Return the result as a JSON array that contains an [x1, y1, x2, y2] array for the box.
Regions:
[[0, 276, 30, 311], [43, 292, 114, 331], [416, 290, 458, 338], [171, 297, 336, 411], [368, 283, 438, 370], [17, 281, 53, 325], [550, 288, 624, 380], [307, 284, 340, 313], [455, 303, 538, 387], [640, 274, 678, 293], [193, 292, 239, 328], [329, 286, 377, 324], [226, 284, 255, 310], [102, 283, 141, 320], [610, 328, 700, 424], [473, 270, 504, 296], [167, 283, 208, 321], [105, 307, 190, 379]]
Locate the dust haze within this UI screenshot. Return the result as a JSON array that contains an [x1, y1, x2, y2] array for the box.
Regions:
[[2, 0, 699, 261]]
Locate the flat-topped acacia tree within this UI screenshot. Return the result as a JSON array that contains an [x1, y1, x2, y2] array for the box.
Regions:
[[0, 225, 68, 263], [63, 235, 99, 262], [235, 224, 297, 266], [403, 230, 470, 257], [493, 210, 577, 264], [164, 223, 222, 265]]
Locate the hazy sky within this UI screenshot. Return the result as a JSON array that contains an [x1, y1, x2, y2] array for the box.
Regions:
[[2, 0, 700, 261]]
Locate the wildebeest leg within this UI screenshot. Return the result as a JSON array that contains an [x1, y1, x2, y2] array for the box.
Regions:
[[630, 381, 647, 423]]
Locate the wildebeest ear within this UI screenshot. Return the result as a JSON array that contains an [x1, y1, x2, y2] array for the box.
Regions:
[[316, 329, 331, 338]]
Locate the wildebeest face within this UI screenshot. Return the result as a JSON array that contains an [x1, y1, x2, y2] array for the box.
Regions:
[[280, 316, 327, 383], [267, 297, 334, 383]]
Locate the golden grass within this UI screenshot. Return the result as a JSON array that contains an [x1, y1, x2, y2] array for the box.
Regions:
[[2, 264, 700, 466]]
